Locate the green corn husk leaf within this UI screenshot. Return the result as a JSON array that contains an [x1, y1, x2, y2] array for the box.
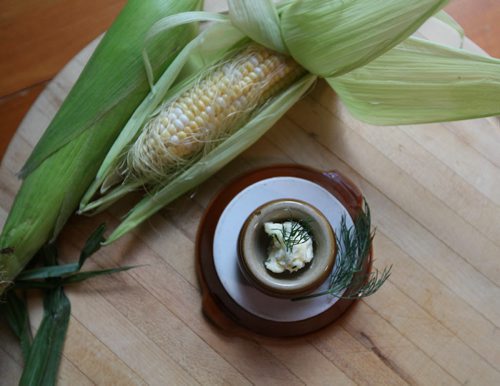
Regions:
[[17, 263, 79, 281], [329, 37, 500, 125], [20, 1, 202, 177], [1, 291, 32, 360], [14, 267, 137, 289], [18, 286, 70, 386], [16, 223, 105, 281], [80, 19, 247, 212], [142, 11, 230, 90], [228, 0, 286, 53], [61, 266, 137, 284], [14, 223, 133, 288], [78, 223, 106, 267], [280, 0, 449, 77], [175, 21, 249, 81], [105, 74, 317, 244], [0, 0, 202, 296]]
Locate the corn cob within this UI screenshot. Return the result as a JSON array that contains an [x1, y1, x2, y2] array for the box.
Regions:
[[125, 44, 305, 183]]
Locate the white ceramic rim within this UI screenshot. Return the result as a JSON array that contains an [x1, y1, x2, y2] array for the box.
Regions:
[[213, 176, 354, 322]]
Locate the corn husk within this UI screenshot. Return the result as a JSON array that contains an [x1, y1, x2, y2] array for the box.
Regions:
[[329, 37, 500, 124], [228, 0, 286, 53], [279, 0, 449, 77], [0, 0, 202, 294]]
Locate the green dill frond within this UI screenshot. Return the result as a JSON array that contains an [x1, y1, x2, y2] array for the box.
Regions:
[[273, 219, 313, 253], [294, 199, 391, 301]]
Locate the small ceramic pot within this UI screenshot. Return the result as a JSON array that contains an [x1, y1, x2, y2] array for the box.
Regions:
[[238, 199, 336, 298]]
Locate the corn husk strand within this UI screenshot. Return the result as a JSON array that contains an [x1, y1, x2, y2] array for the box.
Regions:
[[0, 0, 202, 295], [126, 44, 305, 184]]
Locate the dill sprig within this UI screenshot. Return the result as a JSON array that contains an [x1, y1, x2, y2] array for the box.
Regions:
[[294, 200, 391, 301], [271, 219, 312, 253]]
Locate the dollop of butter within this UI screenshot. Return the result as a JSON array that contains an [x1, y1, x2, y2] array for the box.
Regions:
[[263, 221, 314, 273]]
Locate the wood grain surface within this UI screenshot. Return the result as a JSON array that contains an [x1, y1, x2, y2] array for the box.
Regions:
[[1, 1, 500, 385]]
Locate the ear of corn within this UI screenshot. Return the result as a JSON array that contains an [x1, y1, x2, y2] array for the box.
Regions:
[[81, 38, 305, 215], [0, 0, 202, 295], [127, 44, 305, 182], [79, 18, 248, 212], [329, 37, 500, 125], [279, 0, 449, 77], [105, 73, 317, 244], [80, 0, 500, 243]]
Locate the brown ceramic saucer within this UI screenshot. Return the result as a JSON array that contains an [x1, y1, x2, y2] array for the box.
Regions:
[[195, 164, 372, 337]]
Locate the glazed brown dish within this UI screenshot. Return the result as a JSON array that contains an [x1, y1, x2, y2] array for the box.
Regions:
[[196, 164, 372, 337]]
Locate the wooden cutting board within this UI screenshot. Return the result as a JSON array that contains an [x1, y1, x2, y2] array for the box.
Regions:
[[1, 5, 499, 385]]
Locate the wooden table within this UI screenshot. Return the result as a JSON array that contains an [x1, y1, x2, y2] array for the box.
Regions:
[[1, 1, 500, 385]]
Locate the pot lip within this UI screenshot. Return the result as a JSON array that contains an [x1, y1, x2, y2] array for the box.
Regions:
[[238, 198, 337, 298]]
